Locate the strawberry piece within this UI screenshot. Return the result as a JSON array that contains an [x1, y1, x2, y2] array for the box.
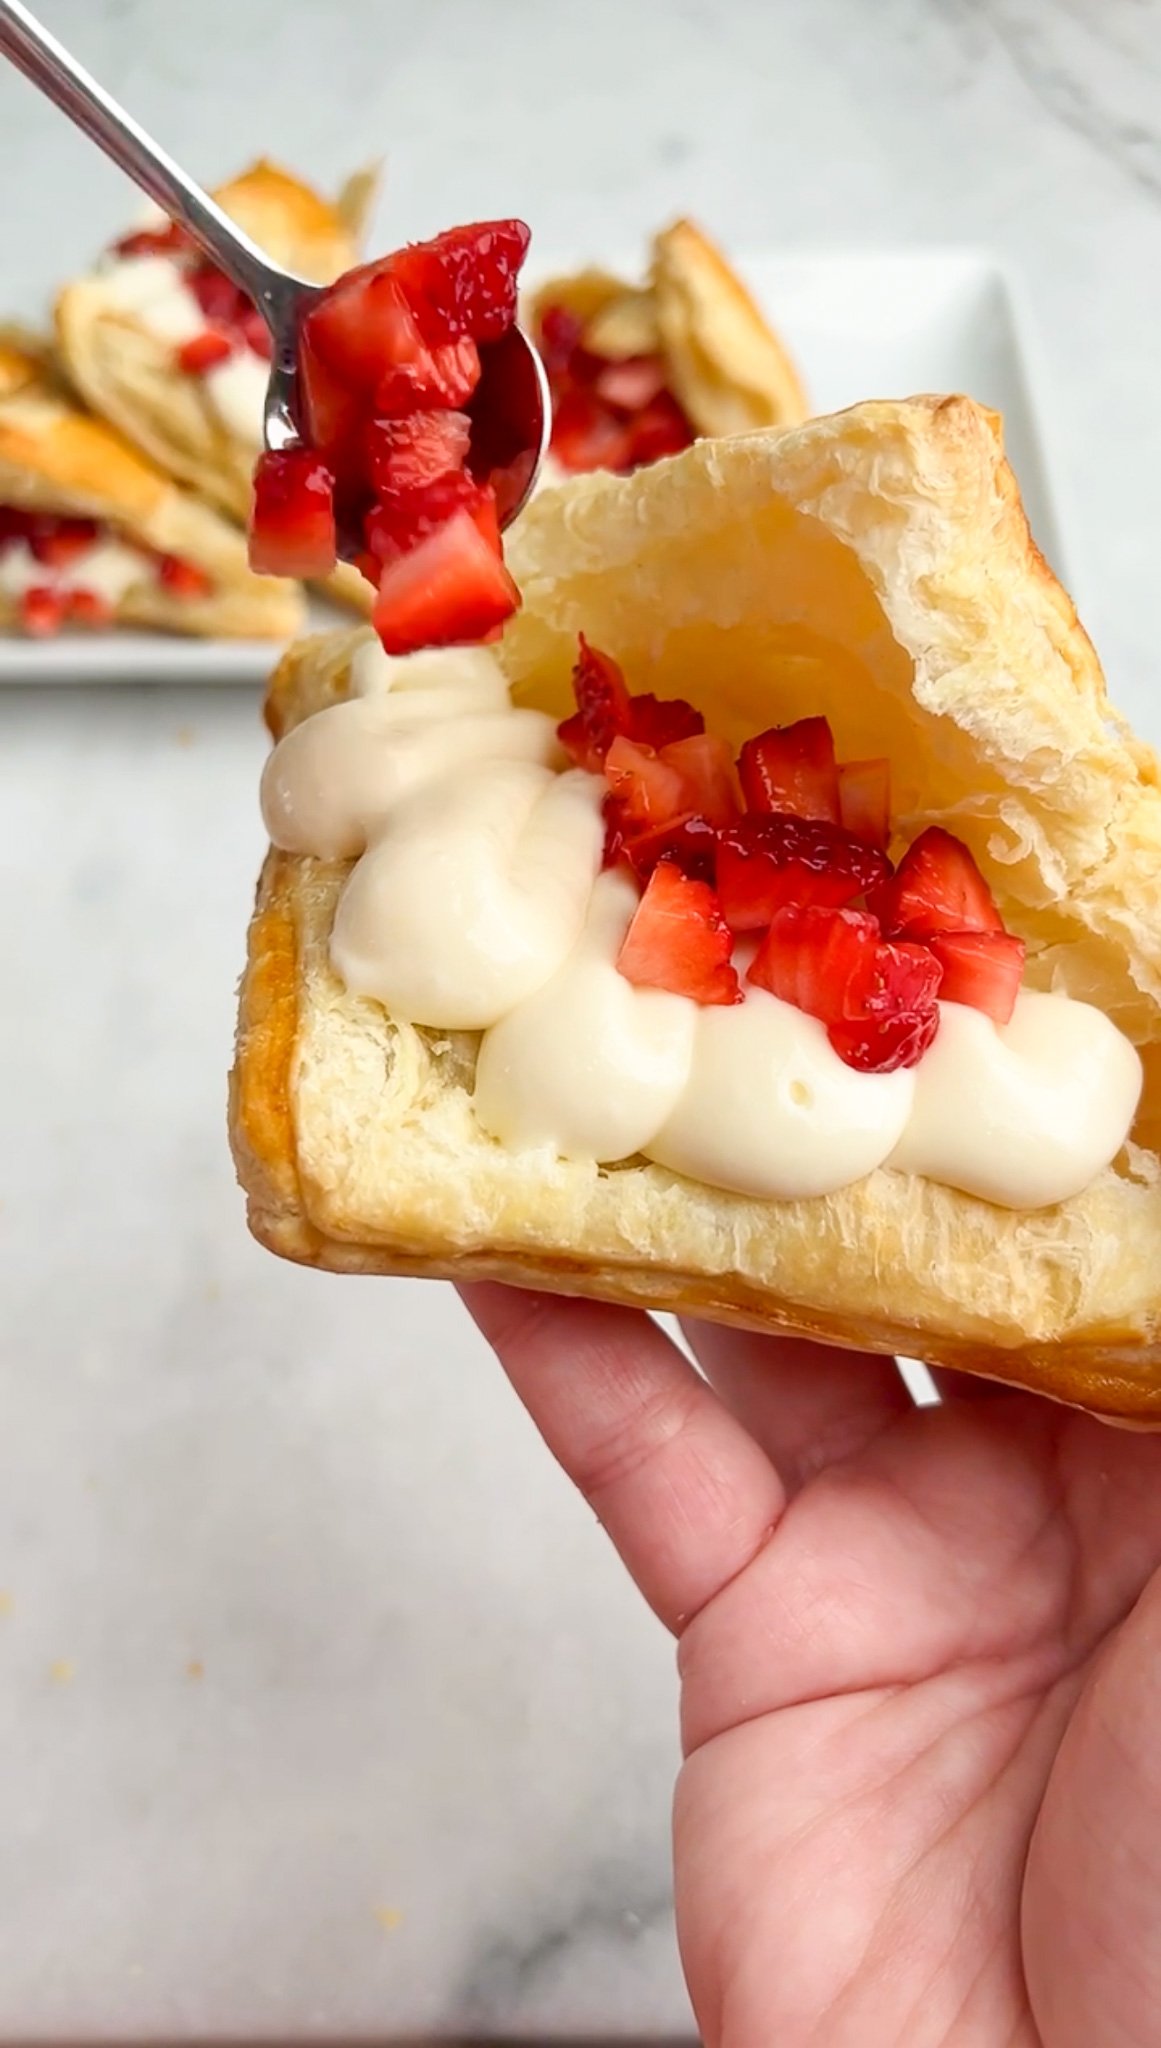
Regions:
[[390, 220, 531, 344], [157, 554, 213, 600], [838, 758, 891, 849], [371, 506, 519, 656], [716, 814, 892, 930], [305, 264, 431, 393], [364, 472, 487, 564], [595, 356, 668, 411], [298, 328, 363, 456], [364, 410, 472, 495], [550, 387, 636, 473], [537, 302, 588, 375], [239, 306, 273, 358], [616, 861, 740, 1006], [178, 329, 234, 375], [20, 586, 66, 635], [629, 693, 706, 750], [111, 222, 190, 259], [28, 517, 99, 567], [738, 717, 841, 822], [927, 929, 1025, 1025], [604, 736, 688, 828], [870, 826, 1003, 940], [659, 733, 739, 828], [187, 264, 248, 328], [556, 637, 635, 770], [748, 906, 881, 1022], [249, 451, 337, 579], [828, 940, 943, 1073], [66, 587, 114, 628], [628, 389, 695, 465], [603, 801, 718, 884], [375, 335, 481, 416]]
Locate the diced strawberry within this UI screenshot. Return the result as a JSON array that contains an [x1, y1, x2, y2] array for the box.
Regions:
[[178, 329, 234, 375], [364, 410, 472, 495], [550, 387, 635, 473], [870, 826, 1003, 940], [363, 471, 484, 563], [603, 800, 718, 884], [628, 389, 695, 465], [927, 929, 1025, 1025], [469, 484, 502, 556], [616, 861, 740, 1006], [111, 222, 190, 259], [838, 758, 891, 849], [157, 554, 214, 600], [604, 736, 688, 827], [239, 306, 273, 358], [305, 263, 431, 393], [537, 302, 588, 375], [375, 334, 481, 416], [595, 356, 668, 411], [716, 814, 892, 931], [748, 906, 881, 1022], [187, 263, 248, 327], [28, 517, 99, 567], [738, 717, 841, 823], [20, 586, 66, 635], [390, 220, 531, 344], [556, 636, 635, 770], [298, 327, 363, 455], [371, 506, 519, 656], [629, 693, 706, 750], [827, 940, 943, 1073], [658, 733, 739, 828], [249, 450, 337, 579], [66, 587, 115, 627]]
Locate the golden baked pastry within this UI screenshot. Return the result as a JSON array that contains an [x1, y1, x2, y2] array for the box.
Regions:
[[230, 395, 1161, 1423], [528, 217, 808, 476], [0, 332, 301, 638], [54, 158, 373, 615]]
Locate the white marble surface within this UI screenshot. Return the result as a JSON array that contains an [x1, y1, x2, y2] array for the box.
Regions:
[[1, 0, 1161, 2038]]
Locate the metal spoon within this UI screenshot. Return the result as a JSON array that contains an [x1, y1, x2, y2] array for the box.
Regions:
[[0, 0, 550, 527]]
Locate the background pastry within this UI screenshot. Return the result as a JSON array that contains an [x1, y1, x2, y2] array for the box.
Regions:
[[230, 396, 1161, 1423], [54, 158, 375, 614], [0, 329, 301, 639], [528, 217, 809, 477]]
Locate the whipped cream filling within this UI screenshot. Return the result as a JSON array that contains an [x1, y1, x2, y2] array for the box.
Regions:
[[261, 634, 1144, 1210], [99, 253, 266, 444], [0, 534, 145, 603]]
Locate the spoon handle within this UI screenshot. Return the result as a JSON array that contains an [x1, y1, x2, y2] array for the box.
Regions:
[[0, 0, 279, 303]]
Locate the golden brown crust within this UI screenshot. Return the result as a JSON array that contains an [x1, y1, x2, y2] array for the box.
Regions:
[[528, 217, 808, 441], [53, 159, 375, 616], [231, 397, 1161, 1421], [0, 335, 301, 638]]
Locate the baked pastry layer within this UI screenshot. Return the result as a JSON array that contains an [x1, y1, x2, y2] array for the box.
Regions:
[[231, 397, 1161, 1420], [0, 332, 300, 638]]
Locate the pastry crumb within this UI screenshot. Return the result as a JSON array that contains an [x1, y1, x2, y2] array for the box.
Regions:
[[49, 1658, 76, 1685], [373, 1904, 403, 1933], [175, 725, 197, 748], [0, 1591, 11, 1616], [186, 1658, 204, 1681]]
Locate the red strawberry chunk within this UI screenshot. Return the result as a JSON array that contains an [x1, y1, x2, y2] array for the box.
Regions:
[[156, 554, 213, 600], [716, 813, 892, 931], [371, 506, 519, 656], [390, 220, 531, 344], [927, 929, 1025, 1025], [178, 329, 234, 375], [111, 222, 190, 259], [871, 826, 1003, 940], [27, 517, 99, 567], [537, 302, 588, 374], [604, 736, 688, 827], [298, 327, 363, 457], [616, 861, 740, 1006], [249, 451, 337, 580], [239, 306, 273, 358], [627, 389, 695, 465], [365, 410, 472, 495], [375, 336, 481, 417], [603, 801, 718, 884], [550, 387, 636, 474], [658, 733, 739, 829], [66, 587, 114, 627], [187, 263, 248, 327], [748, 906, 881, 1022], [738, 717, 841, 822], [827, 940, 943, 1073], [837, 757, 891, 849], [364, 473, 488, 564], [305, 264, 431, 393], [556, 637, 635, 770], [595, 356, 669, 411], [20, 586, 67, 635], [629, 692, 706, 749]]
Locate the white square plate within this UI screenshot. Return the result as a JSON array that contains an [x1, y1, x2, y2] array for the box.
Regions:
[[0, 248, 1075, 684]]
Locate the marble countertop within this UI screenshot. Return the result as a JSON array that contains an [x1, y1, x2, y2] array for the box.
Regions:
[[1, 0, 1160, 2038]]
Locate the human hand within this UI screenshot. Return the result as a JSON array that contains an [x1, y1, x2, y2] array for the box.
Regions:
[[460, 1288, 1161, 2047]]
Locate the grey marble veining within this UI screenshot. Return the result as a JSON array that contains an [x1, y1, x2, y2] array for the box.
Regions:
[[1, 0, 1160, 2037]]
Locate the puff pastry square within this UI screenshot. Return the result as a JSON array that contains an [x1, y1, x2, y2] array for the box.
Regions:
[[54, 159, 374, 615], [0, 332, 302, 639], [230, 396, 1161, 1422]]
